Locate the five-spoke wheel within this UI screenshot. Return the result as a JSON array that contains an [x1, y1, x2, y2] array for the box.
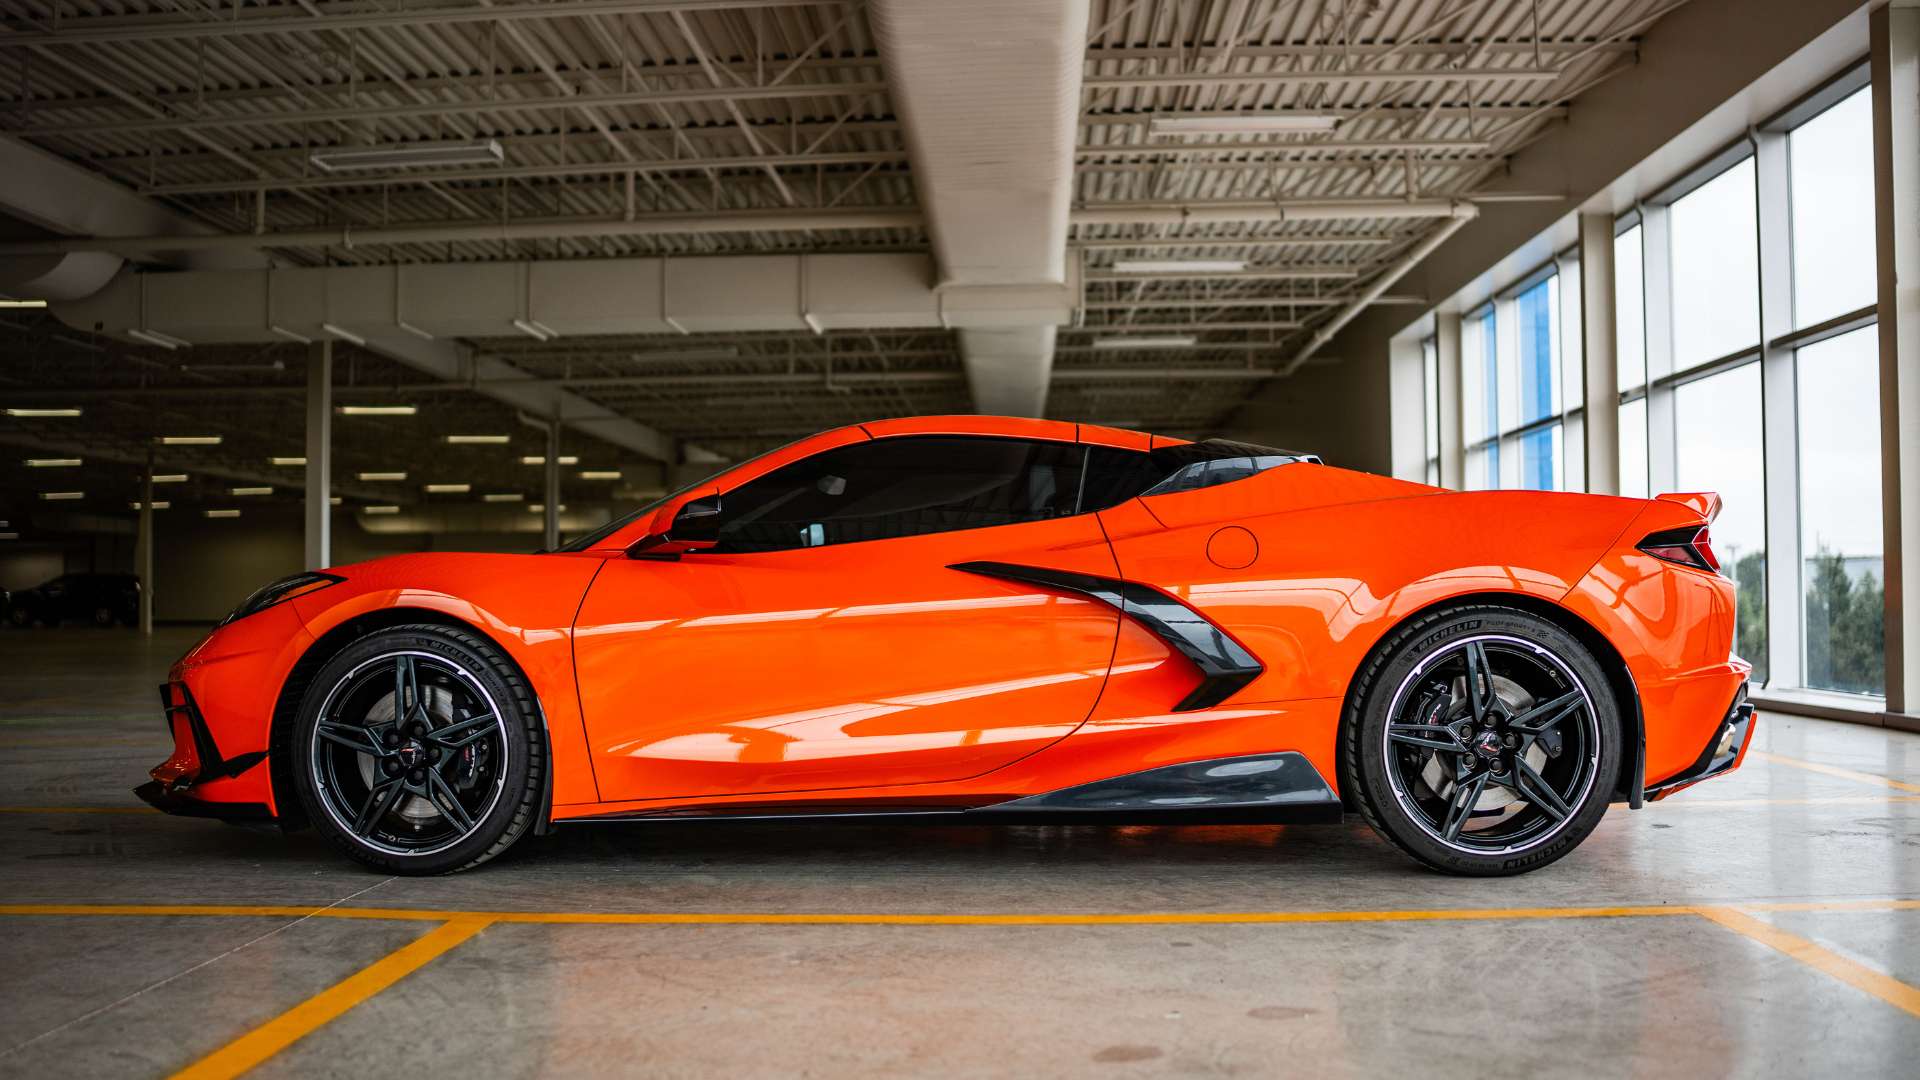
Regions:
[[292, 625, 543, 874], [1346, 605, 1619, 875]]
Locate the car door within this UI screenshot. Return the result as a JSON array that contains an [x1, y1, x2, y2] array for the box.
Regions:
[[572, 435, 1126, 803]]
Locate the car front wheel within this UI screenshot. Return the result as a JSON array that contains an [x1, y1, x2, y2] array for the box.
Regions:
[[1344, 604, 1620, 876], [292, 624, 545, 874]]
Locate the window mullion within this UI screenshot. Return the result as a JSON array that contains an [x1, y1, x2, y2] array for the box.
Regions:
[[1756, 128, 1802, 691]]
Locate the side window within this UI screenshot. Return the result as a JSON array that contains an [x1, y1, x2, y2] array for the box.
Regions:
[[711, 437, 1086, 553], [1079, 446, 1164, 512]]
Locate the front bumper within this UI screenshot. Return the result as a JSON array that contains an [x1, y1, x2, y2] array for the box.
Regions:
[[1647, 685, 1757, 801], [138, 680, 274, 821]]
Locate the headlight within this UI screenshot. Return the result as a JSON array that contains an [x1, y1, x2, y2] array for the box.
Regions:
[[222, 571, 344, 626]]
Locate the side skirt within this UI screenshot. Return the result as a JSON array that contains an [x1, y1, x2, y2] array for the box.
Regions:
[[558, 752, 1344, 827]]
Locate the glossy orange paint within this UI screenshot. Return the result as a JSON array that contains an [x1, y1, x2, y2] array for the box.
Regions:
[[147, 414, 1748, 827]]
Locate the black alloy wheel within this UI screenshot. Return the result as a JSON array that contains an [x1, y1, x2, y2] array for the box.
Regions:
[[292, 625, 544, 874], [1346, 605, 1620, 876]]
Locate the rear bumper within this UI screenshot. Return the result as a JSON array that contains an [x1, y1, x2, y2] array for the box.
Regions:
[[1647, 684, 1757, 801]]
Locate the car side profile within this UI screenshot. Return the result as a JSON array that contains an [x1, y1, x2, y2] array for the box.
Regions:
[[8, 572, 142, 628], [139, 416, 1753, 876]]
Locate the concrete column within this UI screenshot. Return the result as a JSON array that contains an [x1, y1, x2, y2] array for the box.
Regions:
[[1388, 335, 1427, 482], [1873, 2, 1920, 717], [1577, 213, 1620, 495], [137, 448, 153, 635], [304, 341, 332, 570], [544, 418, 561, 551], [1435, 311, 1466, 489]]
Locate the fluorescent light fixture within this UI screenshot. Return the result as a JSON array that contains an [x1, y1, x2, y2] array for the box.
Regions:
[[39, 491, 83, 500], [363, 505, 401, 515], [482, 493, 524, 503], [151, 474, 189, 484], [129, 500, 171, 510], [231, 486, 272, 496], [310, 139, 504, 172], [358, 471, 407, 481], [24, 458, 81, 467], [397, 321, 435, 341], [511, 318, 558, 342], [1148, 113, 1340, 136], [329, 497, 342, 506], [520, 455, 579, 466], [270, 456, 307, 466], [0, 298, 48, 308], [321, 322, 366, 347], [128, 328, 191, 350], [337, 404, 416, 416], [5, 407, 81, 417], [577, 470, 622, 480], [527, 504, 567, 514], [159, 435, 222, 445], [424, 483, 471, 494], [269, 325, 312, 344], [204, 509, 241, 519], [1111, 259, 1246, 273], [1091, 335, 1199, 349], [445, 434, 511, 445], [0, 532, 17, 540]]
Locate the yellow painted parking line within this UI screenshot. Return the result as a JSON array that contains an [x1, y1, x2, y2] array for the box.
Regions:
[[1751, 750, 1920, 793], [1696, 906, 1920, 1019], [0, 805, 156, 815], [2, 898, 1912, 1077], [169, 916, 494, 1080]]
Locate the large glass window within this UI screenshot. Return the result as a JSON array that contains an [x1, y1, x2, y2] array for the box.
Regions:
[[1796, 326, 1884, 695], [1618, 397, 1649, 499], [1615, 225, 1647, 393], [1670, 158, 1760, 367], [1790, 88, 1875, 328], [1675, 364, 1767, 681]]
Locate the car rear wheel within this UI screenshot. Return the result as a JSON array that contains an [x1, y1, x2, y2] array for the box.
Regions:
[[1343, 604, 1620, 876], [292, 624, 544, 874]]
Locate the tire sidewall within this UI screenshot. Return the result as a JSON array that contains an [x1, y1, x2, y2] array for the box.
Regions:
[[291, 626, 539, 874], [1354, 607, 1620, 876]]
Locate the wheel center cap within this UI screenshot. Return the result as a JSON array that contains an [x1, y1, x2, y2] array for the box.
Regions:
[[397, 740, 425, 767], [1472, 731, 1504, 760]]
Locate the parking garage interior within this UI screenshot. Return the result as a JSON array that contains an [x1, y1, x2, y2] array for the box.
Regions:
[[3, 0, 1919, 1077]]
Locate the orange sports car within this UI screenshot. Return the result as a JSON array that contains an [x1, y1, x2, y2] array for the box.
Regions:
[[139, 415, 1753, 876]]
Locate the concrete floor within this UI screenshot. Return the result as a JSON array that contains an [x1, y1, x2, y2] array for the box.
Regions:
[[1, 628, 1917, 1079]]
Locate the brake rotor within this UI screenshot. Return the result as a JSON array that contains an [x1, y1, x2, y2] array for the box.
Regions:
[[356, 684, 455, 823]]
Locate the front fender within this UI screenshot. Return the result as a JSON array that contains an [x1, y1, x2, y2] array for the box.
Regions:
[[288, 552, 610, 805]]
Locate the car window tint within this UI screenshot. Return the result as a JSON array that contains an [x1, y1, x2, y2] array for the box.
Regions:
[[712, 437, 1085, 552], [1079, 446, 1165, 511]]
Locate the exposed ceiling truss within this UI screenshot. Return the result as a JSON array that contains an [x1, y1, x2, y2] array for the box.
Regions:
[[0, 0, 1692, 503]]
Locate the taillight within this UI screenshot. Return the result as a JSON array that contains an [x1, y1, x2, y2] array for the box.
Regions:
[[1638, 525, 1719, 573]]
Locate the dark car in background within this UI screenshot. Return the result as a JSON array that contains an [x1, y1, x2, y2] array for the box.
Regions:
[[5, 573, 141, 628]]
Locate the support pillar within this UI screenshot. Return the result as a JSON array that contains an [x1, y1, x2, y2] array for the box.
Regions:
[[137, 448, 153, 635], [1435, 311, 1466, 489], [544, 418, 561, 551], [1873, 2, 1920, 718], [1578, 213, 1621, 495], [305, 341, 332, 570]]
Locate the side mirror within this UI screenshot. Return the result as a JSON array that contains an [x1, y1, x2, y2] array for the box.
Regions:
[[627, 494, 723, 557]]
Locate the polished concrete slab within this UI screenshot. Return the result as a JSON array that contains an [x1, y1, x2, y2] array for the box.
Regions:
[[1, 627, 1916, 1078]]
